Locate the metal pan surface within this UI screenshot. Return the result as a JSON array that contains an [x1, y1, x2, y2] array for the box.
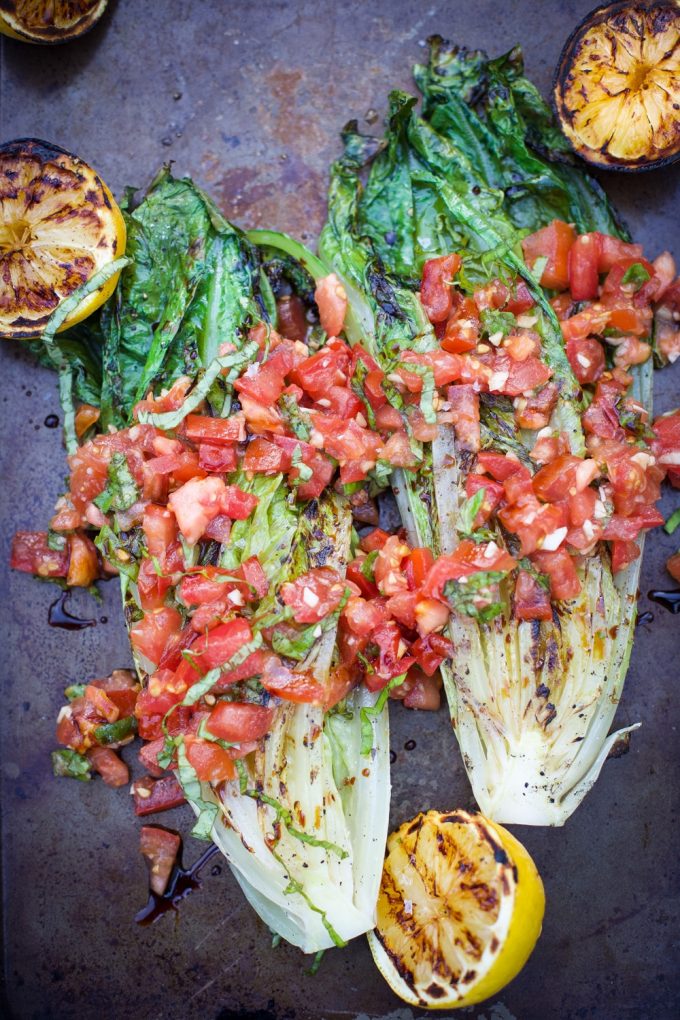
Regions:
[[1, 2, 678, 1017]]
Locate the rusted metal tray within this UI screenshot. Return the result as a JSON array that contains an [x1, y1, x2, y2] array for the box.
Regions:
[[1, 2, 678, 1017]]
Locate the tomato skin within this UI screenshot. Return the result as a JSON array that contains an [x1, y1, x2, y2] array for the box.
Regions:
[[561, 305, 610, 342], [521, 220, 576, 291], [566, 337, 606, 385], [513, 570, 552, 621], [369, 621, 415, 684], [343, 595, 389, 636], [10, 531, 70, 578], [323, 385, 364, 419], [602, 508, 665, 541], [515, 382, 559, 431], [138, 738, 168, 778], [477, 451, 523, 482], [290, 343, 350, 400], [188, 618, 254, 675], [532, 454, 584, 503], [530, 548, 580, 600], [652, 409, 680, 486], [346, 559, 379, 599], [133, 774, 186, 816], [260, 656, 327, 704], [206, 702, 275, 743], [506, 281, 535, 315], [386, 590, 419, 629], [140, 826, 181, 896], [130, 607, 183, 670], [596, 235, 644, 273], [568, 233, 600, 301], [280, 567, 347, 624], [422, 540, 516, 600], [374, 536, 411, 595], [420, 254, 461, 323], [360, 528, 391, 552], [601, 257, 655, 302], [406, 547, 435, 588]]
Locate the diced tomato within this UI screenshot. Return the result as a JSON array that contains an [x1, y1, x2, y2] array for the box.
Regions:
[[408, 406, 439, 443], [83, 684, 119, 723], [214, 648, 266, 687], [86, 746, 129, 788], [65, 533, 99, 587], [653, 409, 680, 487], [140, 826, 181, 896], [477, 451, 523, 481], [532, 454, 592, 503], [610, 540, 640, 573], [280, 567, 347, 624], [183, 736, 236, 784], [243, 436, 290, 474], [502, 464, 534, 504], [583, 396, 625, 441], [260, 655, 326, 704], [368, 621, 415, 684], [346, 557, 378, 599], [602, 508, 664, 541], [185, 414, 245, 445], [411, 632, 453, 675], [414, 598, 450, 637], [521, 220, 576, 291], [603, 299, 651, 338], [566, 337, 606, 385], [530, 548, 580, 600], [322, 385, 364, 419], [290, 342, 351, 400], [133, 774, 186, 816], [513, 570, 552, 621], [474, 279, 510, 312], [561, 305, 610, 342], [138, 738, 168, 778], [379, 430, 417, 468], [515, 382, 559, 431], [179, 567, 237, 606], [206, 702, 274, 744], [568, 487, 598, 528], [595, 234, 644, 273], [137, 557, 172, 610], [446, 385, 480, 452], [343, 595, 389, 636], [374, 535, 411, 596], [168, 476, 224, 545], [420, 254, 461, 323], [361, 528, 391, 552], [386, 590, 419, 629], [90, 670, 139, 717], [422, 540, 516, 601], [568, 233, 600, 301], [364, 368, 388, 409], [10, 531, 69, 578], [499, 500, 568, 557], [401, 349, 462, 388], [666, 551, 680, 583], [68, 442, 110, 512], [465, 474, 505, 527], [315, 273, 347, 336], [181, 618, 254, 680], [600, 257, 655, 303], [502, 353, 552, 397], [402, 667, 442, 711], [405, 547, 435, 589], [198, 444, 238, 473], [130, 607, 183, 670], [441, 296, 480, 354], [143, 505, 178, 564], [506, 281, 535, 315], [504, 330, 541, 362], [276, 294, 308, 342], [235, 358, 286, 405], [203, 514, 232, 544]]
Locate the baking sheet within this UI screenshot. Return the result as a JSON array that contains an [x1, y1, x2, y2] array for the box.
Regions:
[[1, 2, 679, 1017]]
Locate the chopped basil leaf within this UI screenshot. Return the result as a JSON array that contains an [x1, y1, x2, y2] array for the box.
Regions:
[[47, 531, 67, 552], [457, 488, 486, 535], [94, 526, 140, 580], [621, 262, 651, 291], [360, 673, 406, 755], [664, 508, 680, 535], [93, 452, 139, 513], [360, 549, 379, 582], [94, 715, 138, 745], [64, 683, 86, 701], [444, 570, 507, 622], [176, 740, 218, 841], [52, 749, 91, 782], [278, 394, 312, 441], [480, 308, 516, 339], [399, 362, 436, 424]]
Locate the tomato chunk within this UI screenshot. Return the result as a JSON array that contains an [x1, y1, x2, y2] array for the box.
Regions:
[[513, 570, 552, 621], [184, 736, 236, 783], [133, 774, 186, 816], [10, 531, 69, 578], [206, 702, 275, 743], [86, 746, 129, 788], [280, 567, 347, 624], [420, 254, 462, 323], [140, 826, 181, 895], [521, 220, 576, 291], [530, 548, 580, 600]]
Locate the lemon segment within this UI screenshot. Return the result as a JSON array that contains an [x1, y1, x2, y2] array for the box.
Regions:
[[368, 809, 545, 1009], [0, 139, 126, 340], [0, 1, 108, 44]]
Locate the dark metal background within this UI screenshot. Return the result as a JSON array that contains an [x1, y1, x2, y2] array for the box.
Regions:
[[1, 2, 679, 1018]]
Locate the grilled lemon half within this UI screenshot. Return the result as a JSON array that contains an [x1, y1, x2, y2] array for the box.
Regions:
[[0, 139, 125, 340], [553, 1, 680, 170], [0, 0, 108, 43], [368, 809, 545, 1009]]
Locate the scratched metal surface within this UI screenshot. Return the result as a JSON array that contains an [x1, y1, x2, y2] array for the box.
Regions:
[[0, 2, 679, 1018]]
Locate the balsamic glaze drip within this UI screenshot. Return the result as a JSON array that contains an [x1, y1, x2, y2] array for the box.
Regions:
[[43, 414, 59, 429], [647, 589, 680, 614], [135, 843, 220, 926], [404, 739, 417, 752], [48, 591, 95, 631], [636, 611, 654, 627], [389, 750, 397, 765]]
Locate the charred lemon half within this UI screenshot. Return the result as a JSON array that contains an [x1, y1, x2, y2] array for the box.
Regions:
[[367, 809, 545, 1009], [0, 139, 125, 340], [0, 0, 108, 43], [553, 1, 680, 171]]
